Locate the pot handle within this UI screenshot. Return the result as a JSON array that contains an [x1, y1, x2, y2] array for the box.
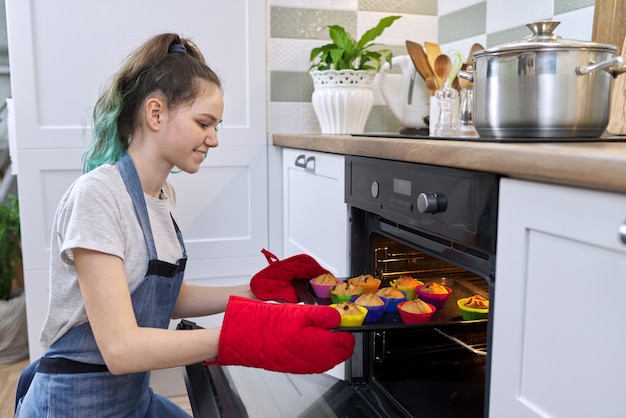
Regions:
[[576, 56, 625, 76], [457, 66, 474, 83]]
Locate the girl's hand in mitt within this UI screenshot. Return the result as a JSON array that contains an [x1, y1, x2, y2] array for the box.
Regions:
[[250, 249, 331, 303], [213, 296, 354, 374]]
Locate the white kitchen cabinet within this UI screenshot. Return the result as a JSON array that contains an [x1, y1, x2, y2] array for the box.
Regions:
[[282, 148, 348, 277], [7, 0, 267, 396], [490, 178, 626, 418]]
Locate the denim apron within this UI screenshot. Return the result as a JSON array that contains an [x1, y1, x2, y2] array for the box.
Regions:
[[15, 153, 190, 417]]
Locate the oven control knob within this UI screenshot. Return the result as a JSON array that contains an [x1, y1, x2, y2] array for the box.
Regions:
[[417, 192, 447, 214], [371, 181, 379, 198]]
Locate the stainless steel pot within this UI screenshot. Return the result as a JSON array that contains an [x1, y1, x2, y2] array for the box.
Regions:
[[458, 21, 626, 139]]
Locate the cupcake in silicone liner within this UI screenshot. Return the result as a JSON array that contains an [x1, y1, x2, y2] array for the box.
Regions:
[[309, 273, 343, 299], [457, 295, 489, 320], [348, 274, 381, 294], [352, 293, 388, 323], [331, 302, 368, 327], [390, 275, 424, 300], [397, 299, 436, 324], [329, 282, 364, 304], [416, 282, 452, 308], [376, 287, 408, 312]]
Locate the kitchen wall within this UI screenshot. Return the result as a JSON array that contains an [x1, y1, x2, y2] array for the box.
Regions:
[[268, 0, 597, 135]]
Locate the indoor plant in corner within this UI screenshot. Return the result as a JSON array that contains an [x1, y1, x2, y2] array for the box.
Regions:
[[309, 15, 401, 134], [0, 194, 28, 366]]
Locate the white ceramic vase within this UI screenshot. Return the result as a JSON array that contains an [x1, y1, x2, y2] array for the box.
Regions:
[[310, 70, 376, 134]]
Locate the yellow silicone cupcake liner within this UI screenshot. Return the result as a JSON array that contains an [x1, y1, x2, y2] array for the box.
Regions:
[[390, 279, 423, 300], [330, 304, 368, 327]]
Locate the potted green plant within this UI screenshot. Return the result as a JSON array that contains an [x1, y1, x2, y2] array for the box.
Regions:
[[0, 193, 28, 366], [309, 15, 401, 134], [0, 194, 21, 300]]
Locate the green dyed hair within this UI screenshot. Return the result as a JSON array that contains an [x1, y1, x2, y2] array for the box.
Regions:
[[83, 33, 222, 173]]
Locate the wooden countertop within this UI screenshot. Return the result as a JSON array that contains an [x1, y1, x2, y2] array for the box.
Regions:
[[273, 133, 626, 193]]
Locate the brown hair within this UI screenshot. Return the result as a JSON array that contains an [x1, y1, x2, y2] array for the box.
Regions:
[[84, 33, 222, 172]]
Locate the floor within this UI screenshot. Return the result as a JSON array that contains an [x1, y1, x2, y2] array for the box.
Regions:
[[0, 358, 193, 417]]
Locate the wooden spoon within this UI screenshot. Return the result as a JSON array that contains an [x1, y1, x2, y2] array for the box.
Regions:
[[424, 41, 442, 87], [406, 40, 437, 95], [434, 54, 453, 88], [466, 43, 484, 67]]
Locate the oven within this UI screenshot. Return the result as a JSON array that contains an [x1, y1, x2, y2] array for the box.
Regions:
[[179, 155, 499, 418]]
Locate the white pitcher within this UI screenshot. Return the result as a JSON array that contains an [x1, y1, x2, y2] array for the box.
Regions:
[[379, 55, 430, 130]]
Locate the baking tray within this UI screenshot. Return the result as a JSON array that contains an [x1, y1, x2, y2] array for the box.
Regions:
[[294, 277, 488, 332]]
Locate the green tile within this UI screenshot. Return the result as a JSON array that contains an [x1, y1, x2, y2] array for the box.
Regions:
[[359, 0, 437, 15], [365, 105, 404, 133], [554, 0, 595, 15], [270, 7, 356, 40], [270, 71, 313, 102], [438, 2, 487, 44], [487, 25, 534, 48]]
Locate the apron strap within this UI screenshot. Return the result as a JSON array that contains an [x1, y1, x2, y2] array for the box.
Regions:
[[116, 152, 159, 260]]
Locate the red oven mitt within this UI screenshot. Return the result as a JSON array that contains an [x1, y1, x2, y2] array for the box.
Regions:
[[250, 249, 331, 303], [210, 296, 354, 374]]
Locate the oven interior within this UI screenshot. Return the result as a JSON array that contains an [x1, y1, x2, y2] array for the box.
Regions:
[[350, 231, 491, 418]]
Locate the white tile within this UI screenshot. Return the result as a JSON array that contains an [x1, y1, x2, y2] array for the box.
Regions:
[[270, 38, 324, 72], [358, 12, 439, 45], [269, 0, 357, 10], [553, 6, 595, 42], [486, 0, 554, 33], [439, 0, 484, 16], [269, 102, 322, 134]]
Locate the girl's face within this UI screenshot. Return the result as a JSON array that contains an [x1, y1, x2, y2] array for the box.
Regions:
[[160, 83, 224, 173]]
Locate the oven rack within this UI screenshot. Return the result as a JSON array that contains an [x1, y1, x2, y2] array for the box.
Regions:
[[372, 324, 488, 363], [373, 246, 489, 295]]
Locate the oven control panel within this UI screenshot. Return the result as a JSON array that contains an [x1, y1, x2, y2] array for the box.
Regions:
[[346, 155, 499, 255]]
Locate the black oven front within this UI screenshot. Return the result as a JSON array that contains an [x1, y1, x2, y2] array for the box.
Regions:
[[345, 155, 498, 418], [179, 155, 499, 418]]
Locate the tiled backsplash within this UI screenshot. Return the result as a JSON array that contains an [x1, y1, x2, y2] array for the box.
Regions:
[[269, 0, 597, 134]]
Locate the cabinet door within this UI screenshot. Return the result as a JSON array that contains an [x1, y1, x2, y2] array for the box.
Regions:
[[282, 148, 348, 276], [490, 178, 626, 418], [6, 0, 267, 360]]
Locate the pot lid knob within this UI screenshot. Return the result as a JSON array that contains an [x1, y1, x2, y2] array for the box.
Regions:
[[525, 20, 561, 40]]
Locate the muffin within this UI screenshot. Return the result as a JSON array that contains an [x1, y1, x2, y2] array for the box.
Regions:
[[334, 301, 363, 315], [354, 293, 388, 323], [416, 282, 452, 308], [329, 282, 364, 303], [310, 273, 343, 299], [312, 273, 341, 285], [457, 295, 489, 320], [377, 287, 407, 312], [354, 293, 385, 306], [420, 282, 449, 294], [348, 274, 381, 294], [331, 302, 368, 327], [398, 299, 436, 324], [376, 287, 405, 299], [390, 275, 424, 300], [400, 298, 434, 314]]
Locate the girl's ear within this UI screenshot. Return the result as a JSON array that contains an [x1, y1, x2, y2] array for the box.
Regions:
[[145, 97, 164, 131]]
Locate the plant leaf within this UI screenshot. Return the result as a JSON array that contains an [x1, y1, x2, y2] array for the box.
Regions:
[[356, 16, 401, 50]]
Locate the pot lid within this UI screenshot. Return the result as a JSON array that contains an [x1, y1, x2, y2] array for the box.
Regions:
[[474, 20, 617, 57]]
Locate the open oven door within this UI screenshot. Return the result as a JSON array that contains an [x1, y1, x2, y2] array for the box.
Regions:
[[177, 319, 399, 418]]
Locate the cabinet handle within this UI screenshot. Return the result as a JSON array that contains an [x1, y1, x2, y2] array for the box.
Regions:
[[620, 220, 626, 245], [294, 154, 315, 171]]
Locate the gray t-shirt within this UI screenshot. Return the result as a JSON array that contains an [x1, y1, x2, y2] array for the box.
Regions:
[[40, 163, 183, 349]]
